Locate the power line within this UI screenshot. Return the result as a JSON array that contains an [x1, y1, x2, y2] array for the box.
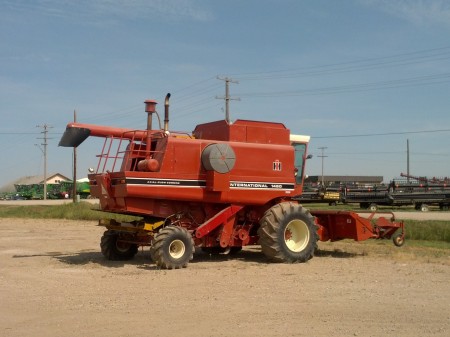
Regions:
[[313, 128, 450, 139], [237, 72, 450, 98], [0, 132, 40, 135], [230, 45, 450, 80]]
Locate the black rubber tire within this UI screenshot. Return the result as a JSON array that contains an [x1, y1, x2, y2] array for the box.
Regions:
[[100, 230, 138, 261], [420, 204, 430, 212], [369, 203, 378, 212], [258, 202, 318, 263], [393, 233, 405, 247], [150, 226, 194, 269]]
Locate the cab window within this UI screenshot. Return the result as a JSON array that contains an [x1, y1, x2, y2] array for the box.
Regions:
[[293, 143, 307, 184]]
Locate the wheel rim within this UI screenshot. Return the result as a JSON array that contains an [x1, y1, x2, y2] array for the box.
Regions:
[[116, 239, 131, 253], [169, 239, 186, 259], [284, 219, 310, 252], [394, 235, 404, 246]]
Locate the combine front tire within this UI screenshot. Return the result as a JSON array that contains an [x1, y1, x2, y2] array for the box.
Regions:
[[100, 230, 138, 261], [150, 226, 194, 269], [258, 202, 318, 263]]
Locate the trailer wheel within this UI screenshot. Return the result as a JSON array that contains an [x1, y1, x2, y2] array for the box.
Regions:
[[150, 226, 194, 269], [420, 204, 430, 212], [369, 203, 378, 212], [258, 202, 317, 263], [100, 230, 138, 261], [393, 233, 405, 247]]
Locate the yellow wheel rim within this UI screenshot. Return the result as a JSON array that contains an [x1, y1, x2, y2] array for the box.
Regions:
[[169, 239, 185, 259], [284, 220, 310, 252]]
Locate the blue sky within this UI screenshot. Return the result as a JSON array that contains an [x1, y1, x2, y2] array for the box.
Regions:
[[1, 0, 450, 188]]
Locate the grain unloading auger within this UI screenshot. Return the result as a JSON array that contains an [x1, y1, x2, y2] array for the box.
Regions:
[[59, 93, 405, 269]]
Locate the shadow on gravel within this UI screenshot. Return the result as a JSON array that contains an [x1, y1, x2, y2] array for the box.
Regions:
[[315, 249, 361, 258], [53, 250, 159, 269], [13, 246, 360, 270]]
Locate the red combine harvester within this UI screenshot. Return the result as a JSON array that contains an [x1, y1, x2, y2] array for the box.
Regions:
[[59, 94, 405, 269]]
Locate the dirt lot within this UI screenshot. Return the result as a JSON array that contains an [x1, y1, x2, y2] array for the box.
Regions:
[[0, 217, 449, 337]]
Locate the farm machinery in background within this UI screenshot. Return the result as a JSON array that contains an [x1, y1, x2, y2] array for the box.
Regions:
[[4, 179, 91, 200], [59, 93, 405, 269], [299, 173, 450, 212], [12, 183, 65, 200]]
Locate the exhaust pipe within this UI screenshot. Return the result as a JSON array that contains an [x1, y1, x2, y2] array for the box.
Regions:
[[164, 93, 171, 132], [144, 99, 157, 131], [144, 99, 157, 157]]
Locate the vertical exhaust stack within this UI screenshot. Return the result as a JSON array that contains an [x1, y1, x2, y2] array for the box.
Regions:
[[164, 93, 171, 132], [144, 99, 157, 157], [144, 99, 157, 131]]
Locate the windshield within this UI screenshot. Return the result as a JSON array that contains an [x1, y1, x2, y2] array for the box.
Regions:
[[293, 143, 307, 185]]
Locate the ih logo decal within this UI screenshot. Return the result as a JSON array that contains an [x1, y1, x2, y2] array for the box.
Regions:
[[273, 160, 282, 171]]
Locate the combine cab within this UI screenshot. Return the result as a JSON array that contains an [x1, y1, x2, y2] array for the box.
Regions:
[[59, 94, 405, 269]]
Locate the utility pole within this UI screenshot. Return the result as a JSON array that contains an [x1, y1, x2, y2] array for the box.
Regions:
[[36, 124, 53, 200], [318, 146, 328, 186], [406, 139, 410, 183], [216, 76, 240, 123], [73, 110, 77, 203]]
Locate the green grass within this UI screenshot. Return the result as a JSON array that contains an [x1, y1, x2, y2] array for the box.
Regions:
[[0, 202, 137, 221], [404, 220, 450, 242], [0, 202, 448, 246]]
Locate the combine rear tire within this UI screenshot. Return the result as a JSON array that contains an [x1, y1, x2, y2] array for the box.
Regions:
[[100, 230, 138, 261], [150, 226, 194, 269], [258, 202, 317, 263]]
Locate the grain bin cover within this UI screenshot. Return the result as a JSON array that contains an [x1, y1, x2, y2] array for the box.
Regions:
[[201, 143, 236, 174]]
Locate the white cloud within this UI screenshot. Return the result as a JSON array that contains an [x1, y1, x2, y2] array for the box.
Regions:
[[359, 0, 450, 27], [1, 0, 213, 22]]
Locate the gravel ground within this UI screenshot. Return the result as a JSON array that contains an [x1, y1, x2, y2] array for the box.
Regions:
[[0, 217, 449, 337]]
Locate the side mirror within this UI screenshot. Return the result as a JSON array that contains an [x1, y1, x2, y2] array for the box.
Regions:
[[306, 154, 313, 160]]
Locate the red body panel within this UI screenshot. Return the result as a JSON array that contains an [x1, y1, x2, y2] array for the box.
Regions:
[[59, 105, 404, 251], [88, 119, 304, 218]]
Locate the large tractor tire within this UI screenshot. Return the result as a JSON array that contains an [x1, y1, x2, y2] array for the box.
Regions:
[[100, 230, 138, 261], [258, 202, 318, 263], [150, 226, 195, 269]]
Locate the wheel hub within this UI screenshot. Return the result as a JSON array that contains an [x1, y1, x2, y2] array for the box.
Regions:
[[284, 220, 310, 252], [169, 239, 186, 259]]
